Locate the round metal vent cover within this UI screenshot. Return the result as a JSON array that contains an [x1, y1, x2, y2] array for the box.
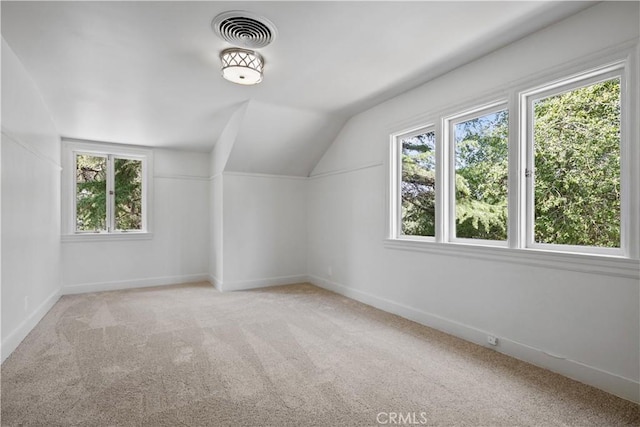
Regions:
[[212, 10, 277, 49]]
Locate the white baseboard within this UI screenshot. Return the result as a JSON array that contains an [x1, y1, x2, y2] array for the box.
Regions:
[[219, 274, 308, 292], [307, 274, 640, 404], [208, 274, 222, 291], [62, 273, 211, 295], [1, 288, 61, 363]]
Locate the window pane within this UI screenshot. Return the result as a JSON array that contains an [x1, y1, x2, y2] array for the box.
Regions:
[[76, 154, 107, 231], [401, 130, 436, 236], [114, 158, 143, 230], [454, 110, 508, 240], [533, 78, 620, 247]]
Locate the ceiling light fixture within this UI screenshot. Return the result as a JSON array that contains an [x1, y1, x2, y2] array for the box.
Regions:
[[220, 48, 264, 85]]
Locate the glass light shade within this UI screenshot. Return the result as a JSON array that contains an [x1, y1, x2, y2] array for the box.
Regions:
[[220, 48, 264, 85]]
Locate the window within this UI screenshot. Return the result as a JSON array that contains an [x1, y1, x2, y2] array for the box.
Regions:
[[389, 58, 632, 261], [524, 69, 623, 254], [75, 154, 144, 232], [62, 140, 152, 238], [399, 127, 436, 238], [448, 105, 509, 243]]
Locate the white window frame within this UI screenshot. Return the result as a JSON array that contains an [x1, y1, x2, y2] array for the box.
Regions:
[[521, 63, 626, 257], [386, 46, 638, 276], [390, 124, 437, 242], [61, 139, 154, 241], [444, 101, 509, 247]]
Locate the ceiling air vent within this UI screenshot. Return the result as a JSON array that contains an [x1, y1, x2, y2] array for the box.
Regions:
[[211, 11, 277, 49]]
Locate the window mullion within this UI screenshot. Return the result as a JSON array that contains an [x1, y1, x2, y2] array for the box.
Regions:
[[107, 155, 115, 233], [446, 117, 455, 243], [72, 152, 79, 233], [394, 138, 402, 239], [435, 119, 446, 243], [141, 158, 148, 232], [524, 96, 535, 249], [508, 92, 520, 249], [513, 91, 529, 249], [619, 70, 634, 258]]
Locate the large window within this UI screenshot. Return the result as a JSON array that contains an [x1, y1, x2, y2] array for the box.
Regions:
[[526, 73, 622, 252], [62, 140, 152, 238], [389, 59, 631, 259]]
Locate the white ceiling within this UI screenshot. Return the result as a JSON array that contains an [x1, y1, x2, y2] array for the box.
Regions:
[[1, 1, 594, 175]]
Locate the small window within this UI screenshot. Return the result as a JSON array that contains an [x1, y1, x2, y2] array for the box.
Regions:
[[63, 140, 151, 237], [449, 106, 509, 242], [526, 69, 623, 253], [75, 153, 145, 232], [398, 127, 436, 237]]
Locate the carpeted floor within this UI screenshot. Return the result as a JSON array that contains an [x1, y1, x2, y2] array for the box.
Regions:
[[1, 282, 638, 426]]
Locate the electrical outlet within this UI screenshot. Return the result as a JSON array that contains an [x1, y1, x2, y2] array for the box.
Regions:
[[328, 266, 333, 277], [487, 335, 498, 346], [24, 296, 29, 312]]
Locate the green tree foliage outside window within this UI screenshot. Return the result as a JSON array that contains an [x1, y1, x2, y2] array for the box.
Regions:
[[401, 131, 436, 236], [114, 158, 143, 230], [75, 155, 143, 232], [76, 154, 107, 231], [398, 78, 620, 248], [533, 78, 621, 247], [454, 110, 509, 240], [400, 112, 509, 240]]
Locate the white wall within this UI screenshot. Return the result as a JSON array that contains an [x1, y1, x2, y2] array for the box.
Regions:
[[208, 102, 247, 287], [1, 38, 62, 361], [208, 101, 309, 291], [61, 148, 210, 293], [308, 2, 640, 402], [220, 172, 307, 291], [209, 175, 223, 286]]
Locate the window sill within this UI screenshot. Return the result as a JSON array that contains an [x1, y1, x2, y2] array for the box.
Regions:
[[61, 232, 153, 243], [384, 238, 639, 279]]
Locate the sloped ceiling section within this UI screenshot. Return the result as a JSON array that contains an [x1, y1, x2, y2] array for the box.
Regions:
[[211, 101, 249, 177], [225, 101, 346, 176]]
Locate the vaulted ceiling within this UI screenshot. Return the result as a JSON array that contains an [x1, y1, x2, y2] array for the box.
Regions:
[[1, 1, 593, 176]]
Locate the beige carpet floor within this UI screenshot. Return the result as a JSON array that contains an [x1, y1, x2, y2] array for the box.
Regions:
[[1, 282, 638, 426]]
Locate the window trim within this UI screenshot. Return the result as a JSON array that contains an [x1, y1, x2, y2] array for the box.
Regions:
[[386, 46, 638, 269], [61, 139, 154, 241], [383, 238, 639, 279]]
